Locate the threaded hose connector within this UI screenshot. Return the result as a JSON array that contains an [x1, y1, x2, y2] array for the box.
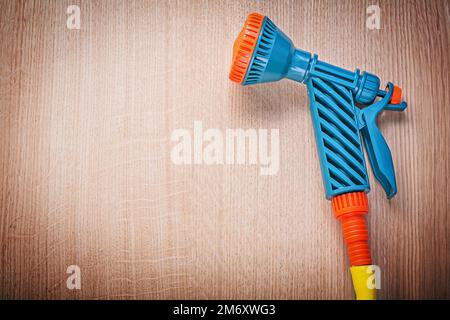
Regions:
[[332, 192, 372, 266]]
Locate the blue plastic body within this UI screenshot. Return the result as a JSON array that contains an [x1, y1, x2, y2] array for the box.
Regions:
[[243, 17, 407, 199]]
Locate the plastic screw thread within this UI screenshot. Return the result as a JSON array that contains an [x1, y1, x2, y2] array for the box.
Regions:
[[332, 192, 372, 266]]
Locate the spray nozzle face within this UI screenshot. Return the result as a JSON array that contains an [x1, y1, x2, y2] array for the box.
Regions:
[[230, 13, 310, 86], [229, 13, 266, 84]]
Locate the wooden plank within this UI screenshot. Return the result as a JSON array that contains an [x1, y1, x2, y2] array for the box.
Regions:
[[0, 0, 448, 299]]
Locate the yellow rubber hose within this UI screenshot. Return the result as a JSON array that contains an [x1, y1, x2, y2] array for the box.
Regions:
[[350, 265, 377, 300]]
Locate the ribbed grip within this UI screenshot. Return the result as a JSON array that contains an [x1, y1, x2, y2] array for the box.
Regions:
[[332, 192, 372, 266]]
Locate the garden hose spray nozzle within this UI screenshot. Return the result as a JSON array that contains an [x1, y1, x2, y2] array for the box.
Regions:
[[229, 13, 408, 300]]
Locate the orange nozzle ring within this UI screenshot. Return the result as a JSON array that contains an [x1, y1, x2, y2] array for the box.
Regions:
[[332, 192, 372, 266], [229, 13, 265, 84]]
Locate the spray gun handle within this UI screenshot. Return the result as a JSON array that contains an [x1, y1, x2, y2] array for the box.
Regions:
[[358, 83, 407, 198], [305, 76, 407, 200]]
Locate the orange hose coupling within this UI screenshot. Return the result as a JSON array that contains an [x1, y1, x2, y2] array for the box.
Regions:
[[331, 192, 372, 266]]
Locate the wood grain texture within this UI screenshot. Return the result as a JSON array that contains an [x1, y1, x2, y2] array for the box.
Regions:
[[0, 0, 449, 299]]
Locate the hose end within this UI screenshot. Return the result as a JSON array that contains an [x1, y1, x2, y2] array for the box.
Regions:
[[350, 265, 378, 300]]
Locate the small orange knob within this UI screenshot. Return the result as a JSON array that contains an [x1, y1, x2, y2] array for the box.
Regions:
[[390, 85, 402, 104]]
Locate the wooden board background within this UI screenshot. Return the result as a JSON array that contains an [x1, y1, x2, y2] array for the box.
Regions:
[[0, 0, 449, 299]]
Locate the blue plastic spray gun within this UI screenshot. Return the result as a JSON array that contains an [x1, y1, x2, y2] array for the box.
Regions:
[[229, 13, 407, 299]]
